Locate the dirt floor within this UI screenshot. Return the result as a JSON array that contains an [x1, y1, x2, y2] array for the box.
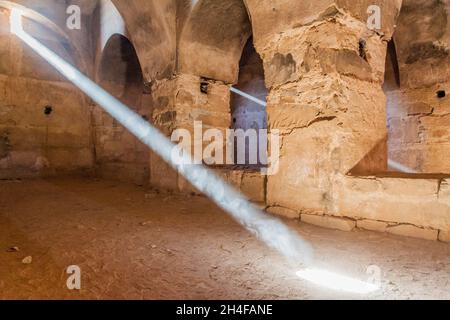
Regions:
[[0, 177, 449, 300]]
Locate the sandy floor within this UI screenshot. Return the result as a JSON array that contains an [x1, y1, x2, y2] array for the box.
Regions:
[[0, 177, 449, 300]]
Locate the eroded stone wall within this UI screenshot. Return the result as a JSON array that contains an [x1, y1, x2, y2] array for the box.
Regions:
[[275, 174, 450, 242], [260, 5, 389, 216], [387, 84, 450, 173], [0, 10, 93, 178]]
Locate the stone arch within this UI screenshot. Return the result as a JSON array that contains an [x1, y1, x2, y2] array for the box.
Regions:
[[95, 33, 150, 185], [96, 0, 127, 53], [178, 0, 271, 169], [108, 0, 176, 81], [178, 0, 253, 84], [0, 0, 86, 73], [0, 1, 93, 177], [98, 33, 144, 109], [393, 0, 450, 88], [231, 36, 268, 166]]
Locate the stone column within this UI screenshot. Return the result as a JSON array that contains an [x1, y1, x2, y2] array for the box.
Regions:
[[150, 74, 232, 192], [257, 5, 392, 216]]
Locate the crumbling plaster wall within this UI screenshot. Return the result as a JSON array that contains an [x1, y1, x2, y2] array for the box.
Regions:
[[171, 0, 399, 207], [0, 8, 93, 178]]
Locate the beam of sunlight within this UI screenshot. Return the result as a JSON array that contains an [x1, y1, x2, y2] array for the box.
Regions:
[[388, 159, 418, 174], [231, 87, 267, 107], [296, 268, 380, 295], [10, 9, 313, 264]]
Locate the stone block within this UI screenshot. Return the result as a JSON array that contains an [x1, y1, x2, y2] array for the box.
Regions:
[[241, 172, 265, 203], [267, 206, 299, 219], [386, 224, 438, 241], [407, 102, 433, 115], [357, 219, 388, 233], [301, 214, 355, 231], [379, 178, 438, 197], [346, 177, 380, 193], [438, 230, 450, 243]]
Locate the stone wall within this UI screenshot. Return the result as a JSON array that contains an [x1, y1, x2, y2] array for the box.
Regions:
[[295, 174, 450, 242], [92, 96, 152, 186], [267, 172, 450, 242], [150, 73, 266, 200], [387, 84, 450, 173], [171, 1, 450, 242], [0, 10, 93, 179]]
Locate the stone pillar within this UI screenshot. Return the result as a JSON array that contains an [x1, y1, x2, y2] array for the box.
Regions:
[[150, 74, 232, 192], [258, 5, 391, 215], [149, 77, 179, 191]]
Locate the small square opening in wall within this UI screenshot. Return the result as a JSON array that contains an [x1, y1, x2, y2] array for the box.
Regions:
[[437, 90, 446, 98], [200, 81, 209, 94], [44, 106, 53, 116]]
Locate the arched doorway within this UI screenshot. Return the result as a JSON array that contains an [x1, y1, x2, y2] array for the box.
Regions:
[[95, 34, 150, 185], [174, 0, 267, 202], [179, 0, 269, 169], [230, 37, 268, 167], [99, 34, 144, 108]]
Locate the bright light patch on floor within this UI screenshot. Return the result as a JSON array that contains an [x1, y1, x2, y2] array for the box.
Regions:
[[8, 8, 313, 264], [296, 268, 380, 294]]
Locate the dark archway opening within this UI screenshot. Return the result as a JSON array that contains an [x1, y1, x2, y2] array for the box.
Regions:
[[230, 37, 268, 168], [96, 34, 150, 185], [99, 34, 144, 109], [384, 40, 401, 91]]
